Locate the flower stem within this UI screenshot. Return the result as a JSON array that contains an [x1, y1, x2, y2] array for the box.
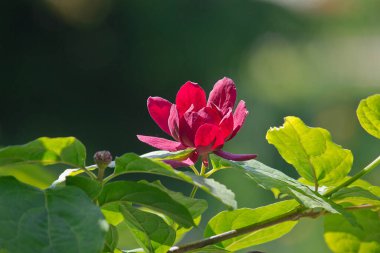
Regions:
[[190, 185, 198, 198], [324, 155, 380, 197], [97, 168, 106, 182], [204, 168, 217, 178], [200, 162, 207, 176], [190, 165, 200, 175]]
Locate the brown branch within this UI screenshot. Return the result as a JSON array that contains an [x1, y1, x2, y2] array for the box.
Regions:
[[167, 204, 378, 253]]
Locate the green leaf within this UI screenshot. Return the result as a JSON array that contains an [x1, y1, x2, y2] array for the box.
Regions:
[[103, 225, 119, 253], [141, 149, 195, 161], [266, 116, 353, 186], [0, 176, 107, 253], [122, 249, 144, 253], [100, 180, 207, 232], [112, 153, 237, 209], [350, 178, 380, 195], [0, 164, 55, 189], [204, 200, 299, 251], [187, 245, 230, 252], [51, 165, 97, 187], [148, 181, 208, 219], [0, 137, 86, 168], [185, 173, 237, 209], [66, 176, 102, 200], [211, 155, 342, 214], [329, 178, 380, 208], [174, 216, 202, 244], [324, 210, 380, 253], [119, 204, 175, 253], [113, 153, 190, 179], [355, 182, 380, 197], [357, 94, 380, 139], [331, 186, 380, 207], [98, 180, 195, 228]]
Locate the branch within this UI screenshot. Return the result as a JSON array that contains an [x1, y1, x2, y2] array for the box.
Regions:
[[167, 204, 377, 253]]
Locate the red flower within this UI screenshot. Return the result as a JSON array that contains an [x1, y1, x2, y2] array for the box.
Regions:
[[138, 77, 257, 167]]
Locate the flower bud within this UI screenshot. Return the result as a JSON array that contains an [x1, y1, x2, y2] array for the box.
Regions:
[[93, 150, 112, 170]]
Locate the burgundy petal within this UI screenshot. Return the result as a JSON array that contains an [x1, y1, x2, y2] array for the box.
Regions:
[[137, 135, 185, 152], [219, 108, 234, 140], [208, 77, 237, 115], [179, 106, 221, 147], [209, 102, 224, 118], [197, 107, 221, 126], [147, 97, 172, 136], [194, 123, 225, 154], [176, 81, 207, 116], [214, 150, 257, 161], [228, 100, 249, 140], [164, 159, 194, 168], [168, 105, 180, 141], [178, 106, 197, 147]]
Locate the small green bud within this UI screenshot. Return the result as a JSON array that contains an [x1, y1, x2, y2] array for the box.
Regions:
[[94, 150, 112, 170]]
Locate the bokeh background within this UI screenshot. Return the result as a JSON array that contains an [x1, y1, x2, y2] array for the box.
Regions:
[[1, 0, 379, 252]]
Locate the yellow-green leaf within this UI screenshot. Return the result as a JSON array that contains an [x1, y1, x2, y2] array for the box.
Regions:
[[324, 210, 380, 253], [0, 137, 86, 168], [331, 178, 380, 207], [204, 200, 299, 251], [266, 116, 352, 187], [357, 94, 380, 139]]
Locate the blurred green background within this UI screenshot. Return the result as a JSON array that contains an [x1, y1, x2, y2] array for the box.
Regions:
[[1, 0, 379, 252]]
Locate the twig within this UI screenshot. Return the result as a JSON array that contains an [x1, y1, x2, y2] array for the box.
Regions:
[[167, 204, 378, 253]]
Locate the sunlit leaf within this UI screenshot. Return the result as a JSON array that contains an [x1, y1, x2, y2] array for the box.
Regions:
[[51, 165, 97, 187], [324, 210, 380, 253], [98, 180, 195, 228], [0, 137, 86, 168], [352, 179, 380, 197], [141, 149, 195, 161], [0, 176, 107, 253], [357, 94, 380, 139], [113, 153, 237, 209], [329, 178, 380, 208], [204, 200, 299, 251], [266, 116, 352, 186], [331, 186, 380, 207], [187, 245, 230, 252], [0, 164, 55, 189], [122, 249, 144, 253], [120, 204, 175, 253], [101, 202, 125, 226]]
